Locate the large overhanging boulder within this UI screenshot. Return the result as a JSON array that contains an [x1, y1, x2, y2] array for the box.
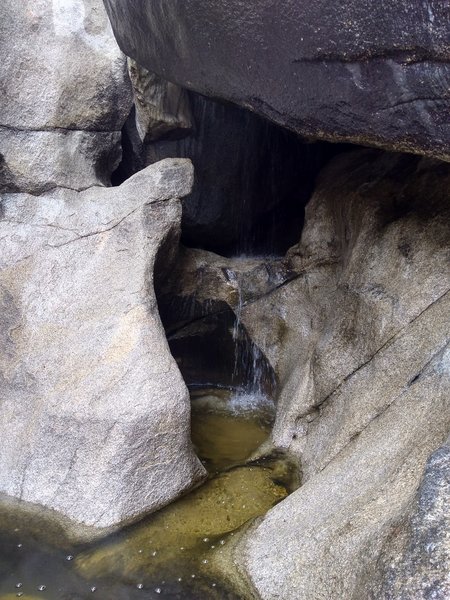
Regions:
[[103, 0, 450, 161]]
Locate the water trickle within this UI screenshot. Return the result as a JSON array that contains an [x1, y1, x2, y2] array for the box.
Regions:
[[224, 265, 274, 401]]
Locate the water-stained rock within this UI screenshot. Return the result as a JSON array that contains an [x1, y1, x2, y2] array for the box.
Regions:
[[0, 158, 206, 537]]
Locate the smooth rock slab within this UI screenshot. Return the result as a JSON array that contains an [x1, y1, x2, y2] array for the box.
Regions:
[[226, 150, 450, 598], [0, 158, 206, 536]]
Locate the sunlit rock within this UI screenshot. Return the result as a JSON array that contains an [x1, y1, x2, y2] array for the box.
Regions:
[[0, 0, 132, 193], [0, 159, 206, 536]]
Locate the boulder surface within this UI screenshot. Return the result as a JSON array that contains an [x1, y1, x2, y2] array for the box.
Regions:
[[0, 159, 206, 536], [103, 0, 450, 161], [0, 0, 133, 193], [218, 149, 450, 598]]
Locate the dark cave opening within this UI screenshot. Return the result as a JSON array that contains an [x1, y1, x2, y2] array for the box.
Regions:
[[113, 90, 352, 257]]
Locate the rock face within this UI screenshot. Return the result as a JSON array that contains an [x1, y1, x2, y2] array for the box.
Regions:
[[0, 0, 132, 193], [103, 0, 450, 162], [216, 149, 450, 598], [155, 246, 285, 394], [127, 58, 193, 143], [370, 437, 450, 599], [0, 159, 206, 534]]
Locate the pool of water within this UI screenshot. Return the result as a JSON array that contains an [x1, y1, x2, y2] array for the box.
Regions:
[[0, 389, 293, 599]]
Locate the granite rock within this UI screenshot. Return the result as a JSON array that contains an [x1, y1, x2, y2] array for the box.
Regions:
[[0, 0, 133, 193], [0, 158, 206, 536], [221, 149, 450, 598]]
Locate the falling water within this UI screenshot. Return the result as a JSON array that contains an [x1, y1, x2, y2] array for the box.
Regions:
[[222, 266, 276, 417]]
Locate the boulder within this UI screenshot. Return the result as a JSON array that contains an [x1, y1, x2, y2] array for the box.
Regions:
[[0, 128, 122, 193], [370, 437, 450, 599], [217, 149, 450, 598], [127, 59, 193, 143], [0, 158, 206, 537], [0, 0, 133, 193], [103, 0, 450, 161]]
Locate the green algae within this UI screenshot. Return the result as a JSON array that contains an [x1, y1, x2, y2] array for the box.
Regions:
[[0, 596, 41, 600]]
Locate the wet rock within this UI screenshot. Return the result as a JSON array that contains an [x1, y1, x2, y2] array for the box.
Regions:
[[157, 246, 294, 333], [155, 247, 282, 393], [0, 0, 132, 193], [219, 149, 450, 598], [0, 158, 206, 537], [104, 0, 450, 161], [127, 59, 193, 143]]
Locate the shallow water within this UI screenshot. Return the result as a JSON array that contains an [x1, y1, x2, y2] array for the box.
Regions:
[[0, 389, 290, 599], [190, 387, 273, 473]]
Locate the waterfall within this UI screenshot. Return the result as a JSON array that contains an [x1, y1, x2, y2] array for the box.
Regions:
[[224, 266, 276, 415]]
